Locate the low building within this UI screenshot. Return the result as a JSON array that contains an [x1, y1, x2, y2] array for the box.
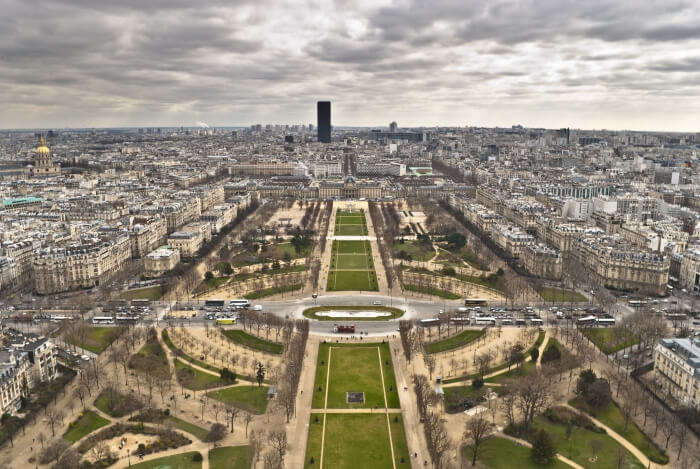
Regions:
[[654, 338, 700, 409], [144, 247, 180, 277], [168, 230, 204, 259]]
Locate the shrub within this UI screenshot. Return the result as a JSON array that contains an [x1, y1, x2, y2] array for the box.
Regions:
[[541, 345, 561, 363], [585, 379, 612, 409], [530, 348, 539, 362], [472, 377, 484, 389], [575, 369, 597, 396], [206, 423, 227, 442], [531, 429, 556, 464], [192, 452, 204, 462]]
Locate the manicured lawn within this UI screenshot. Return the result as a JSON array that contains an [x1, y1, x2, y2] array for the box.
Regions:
[[389, 414, 411, 466], [403, 284, 460, 299], [207, 385, 269, 414], [68, 326, 123, 354], [303, 305, 404, 321], [162, 330, 221, 373], [169, 417, 209, 441], [273, 241, 309, 259], [222, 329, 283, 354], [378, 342, 401, 409], [174, 360, 224, 390], [335, 224, 367, 236], [581, 327, 639, 354], [209, 446, 249, 469], [531, 414, 645, 469], [569, 397, 668, 464], [119, 285, 163, 301], [127, 452, 202, 469], [393, 240, 434, 262], [327, 269, 378, 291], [312, 344, 331, 409], [335, 253, 370, 269], [323, 413, 395, 469], [203, 276, 229, 290], [485, 360, 536, 384], [244, 283, 302, 299], [63, 410, 110, 443], [327, 346, 386, 409], [536, 286, 587, 302], [334, 240, 371, 254], [424, 329, 485, 354], [462, 436, 570, 468], [129, 333, 169, 375], [304, 414, 324, 468]]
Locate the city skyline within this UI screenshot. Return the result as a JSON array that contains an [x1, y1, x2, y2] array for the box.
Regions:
[[2, 0, 700, 131]]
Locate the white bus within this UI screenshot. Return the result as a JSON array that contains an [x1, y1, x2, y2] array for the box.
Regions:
[[229, 299, 251, 309], [596, 318, 616, 326], [577, 315, 597, 326], [474, 316, 496, 326], [530, 318, 544, 326], [419, 318, 440, 327], [92, 316, 115, 324]]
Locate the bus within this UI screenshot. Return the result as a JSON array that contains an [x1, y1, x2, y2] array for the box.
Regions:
[[530, 318, 544, 326], [628, 300, 648, 308], [216, 318, 236, 325], [474, 316, 496, 326], [577, 315, 597, 326], [465, 298, 489, 307], [419, 318, 440, 327], [205, 300, 225, 308], [229, 299, 251, 309], [596, 318, 616, 326], [450, 317, 471, 325], [92, 316, 115, 324]]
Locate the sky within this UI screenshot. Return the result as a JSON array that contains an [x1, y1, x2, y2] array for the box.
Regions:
[[2, 0, 700, 131]]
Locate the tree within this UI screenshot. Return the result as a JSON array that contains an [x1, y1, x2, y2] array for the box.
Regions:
[[243, 412, 254, 437], [268, 429, 288, 461], [530, 348, 539, 363], [585, 379, 612, 409], [531, 429, 556, 464], [206, 423, 227, 442], [575, 369, 597, 396], [508, 344, 525, 370], [204, 271, 214, 280], [256, 362, 266, 387], [464, 415, 493, 466], [541, 344, 561, 363]]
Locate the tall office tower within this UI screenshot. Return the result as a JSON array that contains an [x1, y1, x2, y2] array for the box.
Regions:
[[389, 121, 398, 133], [317, 101, 331, 143]]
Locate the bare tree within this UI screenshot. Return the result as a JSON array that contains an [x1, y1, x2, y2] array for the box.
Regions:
[[464, 415, 493, 466], [268, 429, 288, 461]]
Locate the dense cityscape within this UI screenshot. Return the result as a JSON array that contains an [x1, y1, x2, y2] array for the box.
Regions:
[[2, 0, 700, 468]]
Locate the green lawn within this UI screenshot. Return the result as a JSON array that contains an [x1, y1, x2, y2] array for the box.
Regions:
[[531, 414, 645, 469], [305, 414, 324, 468], [175, 360, 225, 390], [327, 269, 378, 291], [119, 285, 163, 301], [222, 329, 283, 354], [202, 276, 229, 290], [244, 283, 302, 299], [313, 343, 331, 409], [403, 284, 461, 299], [68, 326, 123, 354], [485, 360, 536, 384], [444, 385, 498, 413], [462, 436, 570, 468], [303, 305, 404, 321], [334, 240, 371, 254], [537, 287, 587, 302], [335, 253, 371, 269], [327, 346, 386, 409], [569, 398, 668, 464], [168, 417, 209, 441], [162, 330, 221, 373], [378, 342, 401, 409], [393, 240, 434, 262], [273, 241, 309, 259], [389, 414, 411, 466], [207, 385, 269, 414], [209, 446, 249, 469], [130, 334, 170, 375], [323, 413, 395, 469], [335, 224, 368, 236], [127, 452, 202, 469], [581, 327, 639, 354], [63, 410, 110, 443], [424, 329, 485, 354], [94, 388, 143, 417]]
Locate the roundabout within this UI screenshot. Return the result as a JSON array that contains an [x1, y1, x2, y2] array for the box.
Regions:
[[302, 305, 405, 321]]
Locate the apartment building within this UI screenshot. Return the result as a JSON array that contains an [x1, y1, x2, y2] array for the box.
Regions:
[[491, 223, 535, 258], [0, 350, 29, 414], [32, 234, 131, 294], [163, 199, 202, 234], [129, 216, 168, 258], [168, 230, 204, 258], [654, 338, 700, 409], [311, 160, 343, 178], [679, 248, 700, 293], [228, 161, 295, 177], [521, 244, 563, 280], [356, 161, 406, 177]]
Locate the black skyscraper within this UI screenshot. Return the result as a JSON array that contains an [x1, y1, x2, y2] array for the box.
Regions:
[[317, 101, 331, 143]]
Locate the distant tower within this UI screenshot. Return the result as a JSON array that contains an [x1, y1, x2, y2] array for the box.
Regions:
[[31, 137, 60, 177], [389, 121, 398, 133], [317, 101, 331, 143]]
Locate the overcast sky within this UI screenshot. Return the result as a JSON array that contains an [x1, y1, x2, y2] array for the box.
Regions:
[[2, 0, 700, 131]]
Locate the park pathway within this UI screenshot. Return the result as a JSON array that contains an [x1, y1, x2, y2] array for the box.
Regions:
[[376, 346, 398, 469], [563, 404, 662, 469]]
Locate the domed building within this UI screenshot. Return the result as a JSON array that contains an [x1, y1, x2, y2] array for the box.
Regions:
[[30, 137, 60, 177]]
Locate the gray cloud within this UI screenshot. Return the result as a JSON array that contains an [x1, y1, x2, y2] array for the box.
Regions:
[[0, 0, 699, 130]]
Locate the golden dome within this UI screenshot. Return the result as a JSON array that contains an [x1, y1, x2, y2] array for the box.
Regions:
[[36, 137, 50, 155]]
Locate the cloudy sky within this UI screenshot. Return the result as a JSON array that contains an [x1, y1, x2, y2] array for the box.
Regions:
[[2, 0, 700, 131]]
